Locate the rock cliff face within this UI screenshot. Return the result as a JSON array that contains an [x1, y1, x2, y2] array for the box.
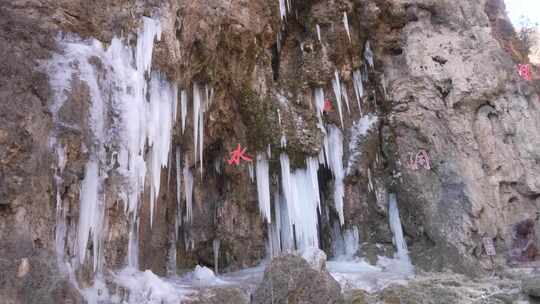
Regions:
[[1, 0, 539, 302]]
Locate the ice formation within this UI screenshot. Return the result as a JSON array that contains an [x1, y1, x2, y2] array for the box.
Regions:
[[180, 90, 188, 133], [346, 115, 378, 175], [388, 193, 411, 262], [256, 153, 272, 223], [327, 125, 345, 225], [47, 16, 176, 274], [114, 268, 190, 304], [352, 69, 364, 114], [343, 12, 351, 42], [213, 239, 221, 274], [274, 154, 321, 251], [183, 163, 194, 224], [332, 70, 345, 128], [364, 41, 374, 68]]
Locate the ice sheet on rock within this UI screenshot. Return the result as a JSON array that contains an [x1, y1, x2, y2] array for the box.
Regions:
[[114, 267, 192, 304], [332, 71, 345, 128], [327, 258, 411, 293], [256, 153, 271, 223], [332, 224, 360, 260], [327, 125, 345, 225], [346, 115, 378, 175]]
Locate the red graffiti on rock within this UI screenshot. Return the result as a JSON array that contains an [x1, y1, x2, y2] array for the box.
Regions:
[[407, 150, 431, 170], [227, 144, 253, 166], [323, 100, 334, 112], [518, 64, 532, 81]]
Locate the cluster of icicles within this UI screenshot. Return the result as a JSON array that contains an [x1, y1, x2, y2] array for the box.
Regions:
[[48, 17, 208, 277], [46, 8, 408, 302]]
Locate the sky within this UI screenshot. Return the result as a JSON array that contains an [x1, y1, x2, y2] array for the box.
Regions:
[[505, 0, 540, 28]]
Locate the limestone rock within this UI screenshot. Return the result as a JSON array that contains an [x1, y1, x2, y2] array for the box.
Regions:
[[301, 247, 328, 271], [522, 275, 540, 298], [252, 254, 344, 304]]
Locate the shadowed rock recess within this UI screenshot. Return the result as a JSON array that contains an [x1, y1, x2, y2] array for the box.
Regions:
[[1, 0, 540, 303]]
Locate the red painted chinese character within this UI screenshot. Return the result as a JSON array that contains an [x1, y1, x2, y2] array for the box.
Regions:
[[407, 150, 431, 170], [227, 144, 253, 165], [518, 64, 532, 81], [323, 100, 334, 112]]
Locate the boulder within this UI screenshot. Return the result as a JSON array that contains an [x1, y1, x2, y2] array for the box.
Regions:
[[252, 254, 344, 304], [522, 275, 540, 298], [301, 247, 328, 271]]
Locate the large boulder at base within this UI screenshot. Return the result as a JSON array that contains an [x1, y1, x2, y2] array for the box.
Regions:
[[522, 275, 540, 298], [252, 254, 344, 304]]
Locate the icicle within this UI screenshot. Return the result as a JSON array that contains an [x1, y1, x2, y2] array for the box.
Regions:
[[278, 154, 321, 251], [352, 70, 364, 114], [77, 160, 104, 271], [180, 90, 187, 134], [277, 108, 282, 126], [167, 237, 177, 276], [388, 193, 410, 261], [341, 82, 351, 113], [214, 159, 221, 174], [176, 148, 182, 231], [256, 153, 271, 223], [280, 135, 287, 148], [183, 163, 194, 224], [332, 71, 344, 128], [316, 24, 322, 42], [147, 73, 176, 228], [198, 92, 204, 176], [314, 87, 325, 122], [343, 12, 351, 43], [213, 239, 220, 274], [327, 125, 345, 225], [193, 83, 201, 162], [307, 157, 321, 210], [364, 41, 374, 68], [367, 168, 374, 192], [267, 144, 272, 158], [248, 162, 255, 183], [279, 0, 287, 20]]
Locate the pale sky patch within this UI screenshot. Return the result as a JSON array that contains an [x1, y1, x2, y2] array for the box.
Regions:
[[505, 0, 540, 28]]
